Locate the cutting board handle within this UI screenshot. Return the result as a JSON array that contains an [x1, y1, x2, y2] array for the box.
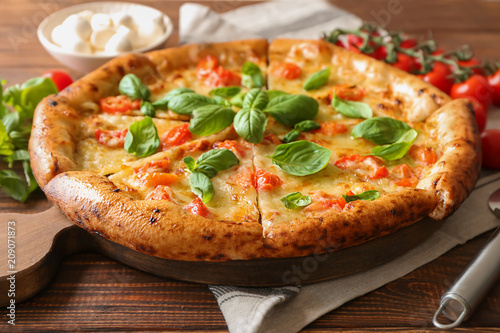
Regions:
[[0, 206, 88, 306]]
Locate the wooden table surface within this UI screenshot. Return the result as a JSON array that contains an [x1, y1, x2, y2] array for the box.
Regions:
[[1, 0, 500, 331]]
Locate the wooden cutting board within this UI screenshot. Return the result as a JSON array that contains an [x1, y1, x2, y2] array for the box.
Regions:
[[0, 206, 443, 306]]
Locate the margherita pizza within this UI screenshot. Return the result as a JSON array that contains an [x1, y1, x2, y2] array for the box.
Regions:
[[29, 39, 480, 261]]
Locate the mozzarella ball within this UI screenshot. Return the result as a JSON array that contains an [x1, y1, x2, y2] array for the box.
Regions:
[[90, 27, 116, 49], [105, 33, 133, 54], [91, 13, 113, 30], [51, 24, 70, 46], [137, 20, 164, 47], [62, 14, 92, 40], [111, 12, 135, 29], [61, 38, 92, 54], [115, 26, 140, 49], [77, 10, 94, 22]]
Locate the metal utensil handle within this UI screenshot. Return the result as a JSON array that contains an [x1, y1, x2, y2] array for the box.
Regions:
[[433, 227, 500, 329]]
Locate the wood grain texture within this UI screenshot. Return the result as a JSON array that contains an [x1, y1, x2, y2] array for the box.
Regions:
[[1, 0, 500, 331]]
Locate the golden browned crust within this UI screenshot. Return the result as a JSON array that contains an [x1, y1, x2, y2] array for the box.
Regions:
[[262, 189, 439, 258], [45, 171, 264, 261], [269, 39, 451, 122], [417, 99, 481, 220]]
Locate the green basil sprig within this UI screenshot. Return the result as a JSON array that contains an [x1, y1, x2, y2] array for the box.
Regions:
[[119, 74, 150, 101], [282, 120, 320, 143], [243, 88, 269, 110], [168, 93, 217, 115], [332, 94, 372, 119], [303, 68, 331, 91], [234, 107, 268, 144], [264, 95, 319, 126], [267, 90, 290, 101], [281, 192, 312, 209], [189, 105, 235, 136], [267, 141, 331, 176], [209, 86, 242, 98], [213, 95, 232, 107], [343, 190, 381, 203], [351, 117, 418, 161], [124, 116, 160, 157], [230, 92, 247, 108], [152, 88, 194, 109], [241, 62, 265, 89], [140, 101, 155, 117], [183, 149, 239, 203]]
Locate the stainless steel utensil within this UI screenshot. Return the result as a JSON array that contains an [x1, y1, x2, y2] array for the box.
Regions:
[[432, 188, 500, 329]]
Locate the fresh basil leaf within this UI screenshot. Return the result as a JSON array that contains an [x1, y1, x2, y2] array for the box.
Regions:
[[0, 170, 27, 202], [152, 87, 194, 109], [21, 160, 38, 202], [3, 112, 21, 133], [4, 149, 29, 167], [281, 130, 301, 143], [332, 94, 372, 119], [140, 101, 156, 117], [213, 95, 232, 107], [0, 122, 14, 156], [195, 164, 218, 179], [243, 88, 269, 110], [234, 107, 267, 144], [189, 105, 235, 136], [351, 117, 413, 145], [183, 156, 196, 172], [343, 190, 381, 203], [267, 141, 331, 176], [124, 116, 160, 157], [189, 171, 214, 203], [264, 94, 319, 126], [303, 68, 331, 91], [230, 92, 247, 108], [209, 86, 242, 98], [267, 90, 290, 101], [196, 148, 239, 172], [294, 120, 320, 132], [371, 129, 418, 160], [168, 93, 217, 115], [8, 131, 28, 150], [281, 191, 312, 209], [119, 74, 150, 101], [241, 62, 264, 89], [5, 77, 58, 118]]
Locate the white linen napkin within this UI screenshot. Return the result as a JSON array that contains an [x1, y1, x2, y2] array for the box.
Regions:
[[179, 1, 500, 332]]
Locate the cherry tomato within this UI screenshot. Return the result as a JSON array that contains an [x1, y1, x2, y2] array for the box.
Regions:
[[418, 62, 454, 94], [400, 38, 417, 49], [481, 129, 500, 169], [41, 70, 73, 91], [136, 172, 178, 187], [204, 66, 241, 87], [100, 95, 140, 114], [313, 121, 348, 136], [409, 145, 437, 166], [392, 53, 415, 72], [196, 55, 218, 78], [334, 40, 345, 48], [487, 69, 500, 106], [329, 84, 365, 101], [145, 185, 175, 201], [161, 124, 193, 149], [134, 157, 171, 174], [272, 62, 302, 80], [254, 168, 283, 191], [94, 128, 128, 148], [346, 34, 386, 60], [213, 140, 247, 158], [450, 75, 493, 110], [464, 96, 487, 133], [457, 58, 484, 75], [183, 197, 211, 218], [334, 155, 388, 179]]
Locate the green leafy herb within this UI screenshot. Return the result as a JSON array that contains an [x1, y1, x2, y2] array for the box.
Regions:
[[351, 117, 413, 145], [196, 148, 240, 172], [189, 171, 214, 203], [189, 105, 235, 136], [209, 86, 242, 98], [282, 130, 301, 143], [294, 120, 321, 132], [243, 88, 269, 110], [267, 90, 290, 101], [264, 94, 319, 126], [281, 192, 312, 209], [213, 95, 232, 107], [371, 128, 418, 160], [124, 116, 160, 157], [230, 92, 247, 108], [168, 93, 217, 115], [303, 68, 331, 91], [140, 101, 155, 117], [0, 170, 28, 202], [267, 141, 331, 176], [343, 190, 381, 203], [241, 62, 265, 88], [119, 74, 150, 101], [233, 107, 268, 144], [4, 77, 58, 118], [331, 94, 372, 119], [152, 87, 194, 109]]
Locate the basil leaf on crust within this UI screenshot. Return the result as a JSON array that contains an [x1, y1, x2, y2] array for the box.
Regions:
[[351, 117, 413, 145], [234, 107, 268, 144], [168, 93, 217, 115], [303, 68, 330, 91], [281, 130, 301, 143], [267, 90, 290, 101], [241, 61, 265, 89], [243, 88, 269, 110], [124, 116, 159, 158], [189, 105, 235, 136], [152, 88, 194, 109], [281, 191, 312, 209], [371, 128, 418, 160], [343, 190, 381, 203], [264, 95, 319, 126], [140, 100, 155, 117], [332, 94, 372, 119], [196, 149, 239, 172], [189, 171, 214, 203], [294, 120, 320, 132], [267, 141, 331, 176], [119, 74, 150, 101], [230, 92, 247, 108], [209, 86, 242, 98]]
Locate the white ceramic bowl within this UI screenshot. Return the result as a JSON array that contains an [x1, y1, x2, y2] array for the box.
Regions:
[[38, 2, 173, 73]]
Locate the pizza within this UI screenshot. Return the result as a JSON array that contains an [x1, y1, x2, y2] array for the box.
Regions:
[[29, 39, 480, 261]]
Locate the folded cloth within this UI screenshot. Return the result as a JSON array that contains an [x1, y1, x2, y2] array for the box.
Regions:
[[179, 1, 500, 332]]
